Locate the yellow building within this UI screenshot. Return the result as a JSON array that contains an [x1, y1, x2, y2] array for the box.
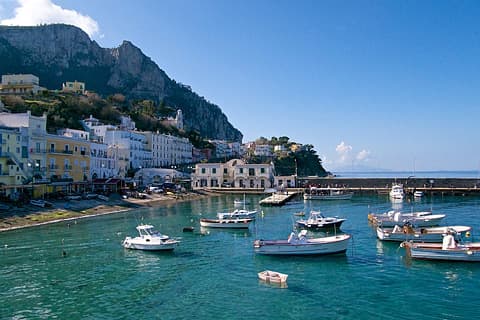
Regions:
[[46, 134, 90, 192], [62, 80, 85, 94]]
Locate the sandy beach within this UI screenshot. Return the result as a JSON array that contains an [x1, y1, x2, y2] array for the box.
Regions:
[[0, 191, 210, 232]]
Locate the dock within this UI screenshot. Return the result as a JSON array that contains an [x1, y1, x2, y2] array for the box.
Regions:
[[259, 192, 298, 206]]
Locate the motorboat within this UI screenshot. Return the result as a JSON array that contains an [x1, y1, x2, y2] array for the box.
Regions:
[[402, 234, 480, 262], [414, 191, 424, 198], [258, 270, 288, 284], [303, 187, 353, 200], [200, 218, 253, 229], [30, 199, 53, 208], [371, 211, 446, 227], [253, 230, 351, 255], [296, 210, 346, 230], [122, 224, 179, 251], [234, 193, 250, 206], [376, 225, 472, 242], [368, 210, 432, 223], [217, 208, 257, 220], [389, 184, 404, 200]]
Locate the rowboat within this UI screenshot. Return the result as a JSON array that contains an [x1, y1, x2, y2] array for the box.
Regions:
[[200, 218, 253, 229], [258, 270, 288, 284], [254, 230, 350, 255], [376, 225, 472, 242], [402, 234, 480, 262]]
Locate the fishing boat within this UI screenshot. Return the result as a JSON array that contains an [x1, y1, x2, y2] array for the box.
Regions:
[[303, 187, 353, 200], [376, 225, 472, 242], [258, 270, 288, 284], [234, 193, 250, 206], [296, 210, 346, 230], [217, 208, 257, 220], [200, 218, 253, 229], [402, 234, 480, 262], [389, 184, 405, 200], [122, 224, 179, 251], [372, 211, 446, 227], [414, 191, 424, 198], [368, 210, 432, 223], [253, 230, 351, 255]]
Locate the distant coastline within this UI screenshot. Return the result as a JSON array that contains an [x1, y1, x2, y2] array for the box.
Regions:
[[332, 170, 480, 179]]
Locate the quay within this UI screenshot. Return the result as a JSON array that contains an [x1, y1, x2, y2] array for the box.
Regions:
[[198, 177, 480, 197]]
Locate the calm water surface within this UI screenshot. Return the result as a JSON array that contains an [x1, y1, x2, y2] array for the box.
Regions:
[[1, 194, 480, 319]]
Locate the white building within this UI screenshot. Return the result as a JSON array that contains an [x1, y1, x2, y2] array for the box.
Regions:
[[90, 142, 116, 179], [191, 159, 274, 189], [144, 131, 192, 167], [81, 115, 116, 143], [0, 111, 47, 180], [161, 109, 184, 130], [57, 128, 90, 141], [254, 144, 273, 157], [209, 140, 229, 159], [104, 129, 152, 173]]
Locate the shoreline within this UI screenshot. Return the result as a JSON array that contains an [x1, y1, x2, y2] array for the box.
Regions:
[[0, 191, 213, 233]]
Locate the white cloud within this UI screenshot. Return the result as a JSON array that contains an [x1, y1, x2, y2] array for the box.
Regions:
[[0, 0, 99, 38], [356, 149, 370, 161], [335, 141, 352, 163]]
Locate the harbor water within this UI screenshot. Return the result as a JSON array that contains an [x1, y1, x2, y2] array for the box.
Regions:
[[1, 194, 480, 319]]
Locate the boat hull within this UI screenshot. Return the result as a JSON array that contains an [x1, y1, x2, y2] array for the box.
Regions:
[[373, 214, 445, 227], [254, 234, 350, 255], [122, 238, 178, 251], [200, 218, 252, 229], [258, 270, 288, 284], [404, 242, 480, 262], [376, 226, 472, 243], [296, 219, 345, 230]]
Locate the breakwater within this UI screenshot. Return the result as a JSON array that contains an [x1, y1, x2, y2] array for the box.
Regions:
[[298, 177, 480, 196]]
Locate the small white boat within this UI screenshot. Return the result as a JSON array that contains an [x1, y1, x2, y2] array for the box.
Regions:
[[303, 187, 353, 200], [402, 234, 480, 262], [368, 210, 432, 222], [414, 191, 424, 198], [372, 211, 446, 227], [296, 210, 346, 230], [254, 230, 351, 255], [389, 184, 405, 200], [258, 270, 288, 284], [217, 209, 257, 220], [234, 193, 250, 206], [200, 218, 253, 229], [98, 194, 109, 201], [30, 199, 53, 208], [122, 224, 179, 251], [377, 225, 472, 242]]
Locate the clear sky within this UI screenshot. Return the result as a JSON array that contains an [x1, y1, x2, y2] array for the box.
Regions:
[[1, 0, 480, 172]]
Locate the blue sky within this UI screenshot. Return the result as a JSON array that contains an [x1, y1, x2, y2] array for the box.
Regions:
[[1, 0, 480, 171]]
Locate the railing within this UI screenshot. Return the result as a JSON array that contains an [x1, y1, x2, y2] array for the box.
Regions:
[[48, 149, 73, 154]]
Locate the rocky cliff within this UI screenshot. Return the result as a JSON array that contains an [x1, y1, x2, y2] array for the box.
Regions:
[[0, 24, 242, 142]]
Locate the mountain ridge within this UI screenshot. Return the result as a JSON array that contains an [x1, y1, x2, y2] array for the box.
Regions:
[[0, 24, 242, 142]]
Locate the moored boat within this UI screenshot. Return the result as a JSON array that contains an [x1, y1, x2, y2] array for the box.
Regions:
[[377, 225, 472, 242], [30, 199, 53, 208], [253, 230, 351, 255], [402, 234, 480, 262], [217, 208, 257, 220], [372, 212, 446, 227], [200, 218, 253, 229], [414, 191, 424, 198], [389, 184, 405, 200], [122, 224, 179, 251], [296, 210, 346, 230], [258, 270, 288, 284], [303, 187, 353, 200]]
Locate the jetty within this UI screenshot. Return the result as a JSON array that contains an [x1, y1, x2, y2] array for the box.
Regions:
[[259, 192, 298, 206]]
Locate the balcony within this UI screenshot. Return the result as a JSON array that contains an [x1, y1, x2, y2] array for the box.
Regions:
[[48, 149, 73, 155]]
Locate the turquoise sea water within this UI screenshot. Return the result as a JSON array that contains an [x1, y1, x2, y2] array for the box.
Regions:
[[1, 194, 480, 319]]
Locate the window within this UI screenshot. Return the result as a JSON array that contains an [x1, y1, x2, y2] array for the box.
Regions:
[[50, 143, 55, 152], [223, 168, 227, 174], [201, 168, 206, 174], [261, 168, 265, 174], [212, 168, 216, 174], [249, 168, 255, 176], [239, 168, 244, 174]]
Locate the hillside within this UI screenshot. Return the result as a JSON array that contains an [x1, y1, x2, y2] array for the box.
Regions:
[[0, 24, 242, 142]]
